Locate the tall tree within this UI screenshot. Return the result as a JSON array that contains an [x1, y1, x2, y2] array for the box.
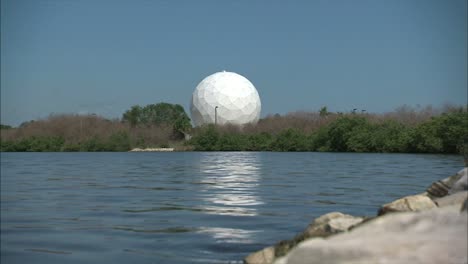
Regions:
[[122, 103, 192, 137]]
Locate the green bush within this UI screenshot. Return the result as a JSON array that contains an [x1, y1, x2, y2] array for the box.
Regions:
[[190, 125, 220, 151], [0, 136, 64, 152], [0, 140, 16, 151], [408, 111, 468, 153], [325, 116, 369, 152], [369, 120, 410, 153], [247, 132, 273, 151], [216, 133, 248, 151], [80, 137, 107, 151], [122, 103, 191, 139], [106, 131, 131, 151], [270, 128, 310, 151], [309, 126, 330, 152], [346, 124, 374, 152]]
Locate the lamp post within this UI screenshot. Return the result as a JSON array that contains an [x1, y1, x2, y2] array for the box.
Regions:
[[214, 106, 219, 126]]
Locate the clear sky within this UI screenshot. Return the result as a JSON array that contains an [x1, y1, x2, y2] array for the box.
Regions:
[[1, 0, 467, 126]]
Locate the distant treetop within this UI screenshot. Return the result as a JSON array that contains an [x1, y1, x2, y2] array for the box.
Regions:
[[122, 102, 192, 136]]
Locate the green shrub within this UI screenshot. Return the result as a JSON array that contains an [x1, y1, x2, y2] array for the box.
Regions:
[[247, 132, 273, 151], [190, 125, 220, 150], [106, 131, 131, 151], [271, 128, 310, 151], [326, 116, 369, 152], [0, 136, 64, 152]]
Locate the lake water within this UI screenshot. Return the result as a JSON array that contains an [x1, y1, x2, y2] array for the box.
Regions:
[[0, 152, 463, 263]]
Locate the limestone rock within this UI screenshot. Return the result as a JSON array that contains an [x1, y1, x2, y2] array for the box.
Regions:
[[278, 206, 467, 264], [305, 212, 363, 236], [434, 191, 468, 208], [449, 168, 467, 194], [274, 212, 364, 258], [273, 256, 287, 264], [304, 212, 348, 237], [378, 194, 436, 215], [461, 198, 468, 212], [427, 168, 467, 197], [327, 216, 365, 233], [245, 246, 275, 264]]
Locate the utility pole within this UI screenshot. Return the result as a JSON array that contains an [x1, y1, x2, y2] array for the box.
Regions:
[[214, 106, 219, 126]]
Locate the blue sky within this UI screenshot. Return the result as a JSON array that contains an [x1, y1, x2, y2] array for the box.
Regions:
[[1, 0, 467, 126]]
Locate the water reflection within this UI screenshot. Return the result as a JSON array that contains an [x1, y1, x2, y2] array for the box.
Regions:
[[198, 152, 263, 217], [197, 227, 260, 244]]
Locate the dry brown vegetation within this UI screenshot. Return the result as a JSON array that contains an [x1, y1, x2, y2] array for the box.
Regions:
[[209, 104, 453, 135], [1, 114, 176, 148], [1, 104, 465, 152]]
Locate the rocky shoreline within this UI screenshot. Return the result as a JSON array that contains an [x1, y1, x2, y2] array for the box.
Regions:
[[245, 168, 468, 264]]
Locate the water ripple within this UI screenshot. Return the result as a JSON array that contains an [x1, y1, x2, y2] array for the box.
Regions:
[[24, 248, 72, 255], [1, 152, 462, 264], [113, 226, 196, 233]]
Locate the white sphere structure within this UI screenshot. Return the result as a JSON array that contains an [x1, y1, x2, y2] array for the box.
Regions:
[[190, 71, 261, 126]]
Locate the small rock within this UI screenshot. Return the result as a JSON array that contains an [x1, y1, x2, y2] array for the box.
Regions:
[[427, 168, 467, 197], [305, 212, 355, 236], [378, 194, 436, 215], [244, 246, 275, 264], [434, 191, 468, 208], [327, 216, 364, 233], [312, 212, 346, 225], [426, 180, 451, 197]]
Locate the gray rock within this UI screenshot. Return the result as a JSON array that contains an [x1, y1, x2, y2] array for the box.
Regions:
[[378, 194, 437, 215], [245, 212, 365, 264], [274, 212, 364, 258], [462, 198, 468, 212], [245, 246, 275, 264], [278, 206, 467, 264], [272, 213, 341, 260], [434, 191, 468, 208], [250, 171, 467, 264], [449, 168, 467, 194], [273, 256, 287, 264], [305, 212, 364, 236], [427, 168, 467, 197], [327, 215, 365, 233]]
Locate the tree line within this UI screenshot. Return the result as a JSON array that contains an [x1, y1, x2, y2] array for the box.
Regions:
[[1, 103, 466, 154], [189, 108, 467, 154], [0, 103, 190, 152]]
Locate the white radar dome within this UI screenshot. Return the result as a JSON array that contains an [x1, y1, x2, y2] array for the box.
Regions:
[[190, 71, 261, 126]]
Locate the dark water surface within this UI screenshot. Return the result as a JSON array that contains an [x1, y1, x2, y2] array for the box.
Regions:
[[1, 152, 463, 263]]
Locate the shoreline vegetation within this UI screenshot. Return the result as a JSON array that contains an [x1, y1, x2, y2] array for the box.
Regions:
[[1, 104, 467, 154]]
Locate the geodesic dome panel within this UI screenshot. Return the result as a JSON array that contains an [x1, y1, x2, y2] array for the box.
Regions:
[[190, 71, 261, 126]]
